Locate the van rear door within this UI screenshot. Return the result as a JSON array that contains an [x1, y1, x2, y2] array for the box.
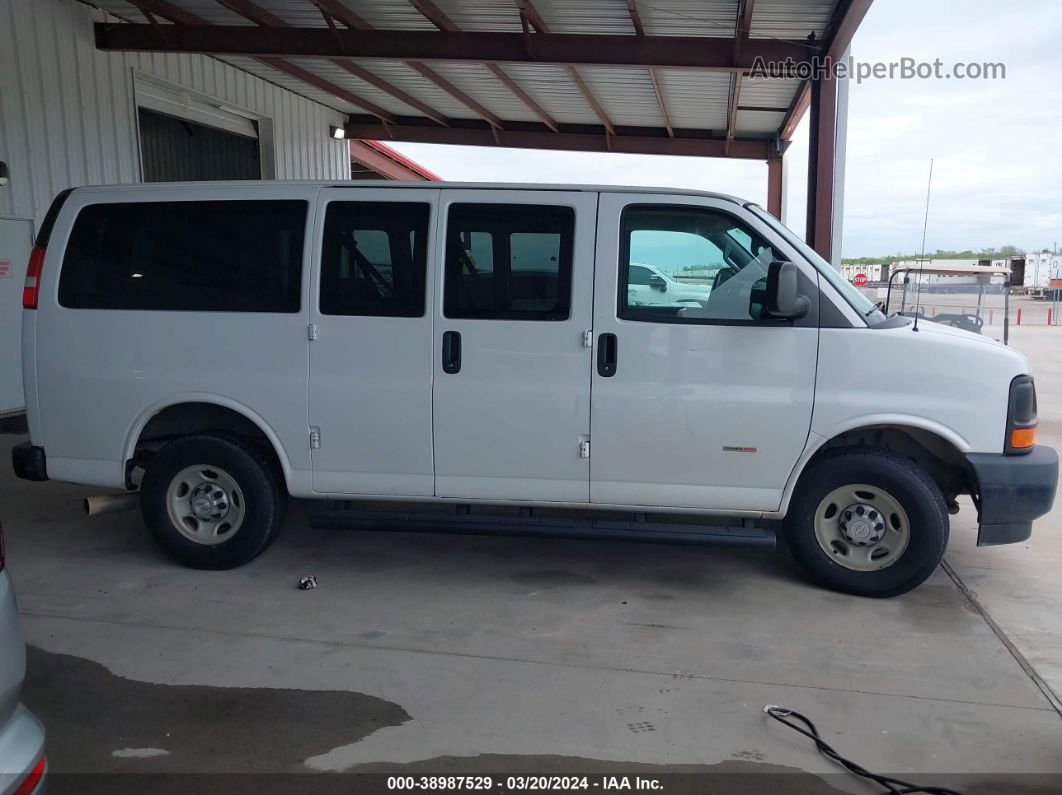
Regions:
[[432, 189, 597, 503], [308, 187, 440, 496]]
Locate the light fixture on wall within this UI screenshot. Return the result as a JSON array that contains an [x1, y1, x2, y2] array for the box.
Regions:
[[0, 161, 9, 187], [329, 126, 347, 140]]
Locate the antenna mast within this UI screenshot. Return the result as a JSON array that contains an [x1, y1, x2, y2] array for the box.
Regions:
[[913, 159, 934, 332]]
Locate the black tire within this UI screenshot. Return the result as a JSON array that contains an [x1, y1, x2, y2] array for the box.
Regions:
[[141, 434, 285, 569], [784, 446, 949, 598]]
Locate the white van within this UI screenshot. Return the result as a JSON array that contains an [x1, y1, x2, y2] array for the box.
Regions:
[[11, 182, 1057, 597]]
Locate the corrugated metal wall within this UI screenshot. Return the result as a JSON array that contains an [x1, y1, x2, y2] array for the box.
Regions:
[[0, 0, 351, 233]]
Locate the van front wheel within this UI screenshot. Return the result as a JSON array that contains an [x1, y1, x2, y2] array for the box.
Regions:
[[784, 447, 949, 597], [141, 434, 285, 569]]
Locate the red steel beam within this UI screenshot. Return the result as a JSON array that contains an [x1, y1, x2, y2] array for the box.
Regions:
[[407, 0, 559, 132], [766, 155, 784, 220], [349, 139, 438, 180], [725, 73, 741, 154], [734, 0, 755, 61], [124, 0, 397, 122], [779, 82, 811, 141], [343, 119, 770, 159], [805, 75, 837, 260], [778, 0, 872, 141], [217, 0, 450, 126], [94, 24, 810, 70], [627, 0, 673, 137], [515, 0, 616, 137]]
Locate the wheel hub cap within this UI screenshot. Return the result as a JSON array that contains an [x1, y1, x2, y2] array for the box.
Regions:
[[839, 503, 885, 546], [189, 482, 230, 522]]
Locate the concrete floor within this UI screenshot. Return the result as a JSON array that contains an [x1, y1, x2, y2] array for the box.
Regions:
[[3, 327, 1062, 793]]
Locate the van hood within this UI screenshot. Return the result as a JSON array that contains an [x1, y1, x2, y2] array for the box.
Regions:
[[912, 317, 1010, 350]]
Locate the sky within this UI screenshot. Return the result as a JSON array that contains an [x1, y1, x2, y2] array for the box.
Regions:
[[382, 0, 1062, 259]]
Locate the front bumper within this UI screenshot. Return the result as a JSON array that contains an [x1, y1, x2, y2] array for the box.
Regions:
[[966, 445, 1059, 545], [10, 445, 46, 483]]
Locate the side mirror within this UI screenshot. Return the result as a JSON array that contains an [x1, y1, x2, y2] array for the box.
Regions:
[[766, 261, 809, 319], [648, 274, 667, 292]]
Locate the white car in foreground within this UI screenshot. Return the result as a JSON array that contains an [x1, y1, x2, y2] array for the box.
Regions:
[[0, 525, 46, 795]]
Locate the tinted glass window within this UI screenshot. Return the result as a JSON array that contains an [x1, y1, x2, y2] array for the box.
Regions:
[[620, 206, 779, 324], [320, 202, 430, 317], [444, 204, 574, 320], [629, 264, 652, 286], [59, 200, 306, 312]]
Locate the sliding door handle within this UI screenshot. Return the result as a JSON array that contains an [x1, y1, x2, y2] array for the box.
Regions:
[[597, 333, 617, 377], [442, 330, 462, 374]]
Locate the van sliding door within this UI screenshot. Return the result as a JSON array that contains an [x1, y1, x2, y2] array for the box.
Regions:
[[431, 190, 598, 503]]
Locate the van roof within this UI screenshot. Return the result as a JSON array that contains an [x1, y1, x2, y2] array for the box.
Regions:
[[68, 180, 749, 206]]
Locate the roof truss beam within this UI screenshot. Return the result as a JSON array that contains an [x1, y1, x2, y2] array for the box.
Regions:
[[216, 0, 450, 126], [515, 0, 615, 136], [627, 0, 673, 137], [312, 0, 505, 129], [125, 0, 398, 122], [407, 0, 559, 132], [94, 24, 812, 71], [344, 117, 770, 159]]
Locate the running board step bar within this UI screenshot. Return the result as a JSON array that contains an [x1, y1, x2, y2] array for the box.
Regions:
[[309, 509, 776, 550]]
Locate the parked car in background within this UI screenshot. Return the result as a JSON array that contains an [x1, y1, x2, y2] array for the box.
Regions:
[[0, 524, 46, 795], [626, 262, 712, 307], [10, 181, 1059, 598]]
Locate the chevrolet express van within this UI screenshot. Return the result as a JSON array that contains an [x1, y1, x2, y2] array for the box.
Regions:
[[11, 182, 1058, 597]]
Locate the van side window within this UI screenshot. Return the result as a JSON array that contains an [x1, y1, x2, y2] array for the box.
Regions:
[[444, 204, 574, 320], [58, 201, 306, 312], [620, 205, 778, 324], [320, 202, 430, 317]]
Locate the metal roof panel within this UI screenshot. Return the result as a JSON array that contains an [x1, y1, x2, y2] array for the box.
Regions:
[[750, 0, 836, 39], [655, 70, 731, 130]]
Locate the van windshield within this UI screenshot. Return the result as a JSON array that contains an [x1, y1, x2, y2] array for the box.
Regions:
[[747, 205, 885, 324]]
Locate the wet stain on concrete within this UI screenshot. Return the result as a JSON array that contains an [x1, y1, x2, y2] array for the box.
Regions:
[[21, 646, 410, 774], [510, 570, 598, 587]]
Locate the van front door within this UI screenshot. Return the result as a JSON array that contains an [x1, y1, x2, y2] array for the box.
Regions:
[[432, 190, 597, 502], [309, 188, 439, 495], [590, 194, 818, 512]]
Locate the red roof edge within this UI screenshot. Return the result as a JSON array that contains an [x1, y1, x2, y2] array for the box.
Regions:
[[361, 140, 441, 181]]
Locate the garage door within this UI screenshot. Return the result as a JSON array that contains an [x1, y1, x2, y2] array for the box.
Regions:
[[138, 108, 260, 182], [135, 76, 262, 182]]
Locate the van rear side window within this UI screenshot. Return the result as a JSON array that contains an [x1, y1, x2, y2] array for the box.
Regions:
[[58, 200, 307, 312], [320, 202, 430, 317]]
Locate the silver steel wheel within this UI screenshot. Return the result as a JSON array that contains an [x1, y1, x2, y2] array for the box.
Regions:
[[813, 483, 910, 572], [165, 465, 246, 546]]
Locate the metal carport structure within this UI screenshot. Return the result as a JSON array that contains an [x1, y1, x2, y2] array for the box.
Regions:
[[90, 0, 872, 262]]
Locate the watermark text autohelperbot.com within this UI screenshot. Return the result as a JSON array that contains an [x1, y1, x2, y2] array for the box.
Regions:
[[751, 56, 1006, 83]]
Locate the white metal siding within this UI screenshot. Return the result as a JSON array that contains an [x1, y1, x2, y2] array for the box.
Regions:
[[0, 0, 351, 233]]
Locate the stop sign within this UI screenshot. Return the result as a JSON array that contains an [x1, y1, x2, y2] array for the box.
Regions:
[[853, 273, 868, 287]]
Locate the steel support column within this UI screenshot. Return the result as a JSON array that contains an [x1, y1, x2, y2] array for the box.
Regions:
[[805, 75, 837, 262], [767, 155, 785, 221]]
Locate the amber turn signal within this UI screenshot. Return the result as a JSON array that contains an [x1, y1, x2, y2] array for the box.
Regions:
[[1010, 426, 1037, 449]]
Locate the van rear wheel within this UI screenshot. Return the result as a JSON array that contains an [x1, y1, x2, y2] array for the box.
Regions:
[[141, 434, 285, 569], [784, 447, 948, 597]]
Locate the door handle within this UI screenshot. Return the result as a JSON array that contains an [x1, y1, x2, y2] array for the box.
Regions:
[[442, 330, 462, 374], [597, 333, 617, 377]]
